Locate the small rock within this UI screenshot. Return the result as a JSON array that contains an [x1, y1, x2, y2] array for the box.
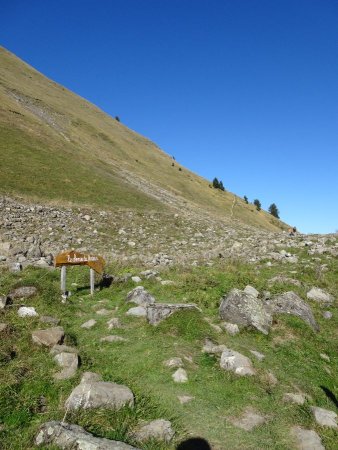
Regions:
[[53, 352, 78, 380], [18, 306, 38, 317], [161, 280, 174, 286], [0, 323, 8, 332], [244, 285, 259, 298], [81, 319, 97, 329], [178, 395, 194, 404], [163, 357, 183, 369], [220, 348, 255, 376], [172, 368, 188, 383], [322, 311, 332, 319], [230, 407, 266, 431], [32, 327, 64, 347], [202, 338, 227, 354], [128, 241, 136, 247], [320, 353, 330, 362], [221, 322, 240, 335], [96, 308, 110, 316], [310, 406, 337, 428], [107, 318, 122, 329], [131, 276, 142, 283], [291, 426, 325, 450], [250, 350, 265, 361], [126, 306, 147, 317], [40, 316, 60, 325], [100, 335, 128, 343], [126, 286, 155, 306], [8, 286, 38, 299], [83, 214, 91, 221], [132, 419, 174, 443], [283, 393, 306, 405], [307, 287, 333, 305]]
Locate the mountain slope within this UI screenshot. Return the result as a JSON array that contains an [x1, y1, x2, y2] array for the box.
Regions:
[[0, 47, 286, 231]]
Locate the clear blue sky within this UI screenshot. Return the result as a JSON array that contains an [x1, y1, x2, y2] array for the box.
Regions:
[[2, 0, 337, 233]]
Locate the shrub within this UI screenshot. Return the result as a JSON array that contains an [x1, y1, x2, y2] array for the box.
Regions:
[[268, 203, 280, 218], [253, 199, 261, 211], [244, 195, 248, 204]]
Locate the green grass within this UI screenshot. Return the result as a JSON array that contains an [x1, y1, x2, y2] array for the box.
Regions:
[[0, 254, 337, 449]]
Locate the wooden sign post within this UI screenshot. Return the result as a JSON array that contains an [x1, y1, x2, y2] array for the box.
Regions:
[[55, 250, 105, 297]]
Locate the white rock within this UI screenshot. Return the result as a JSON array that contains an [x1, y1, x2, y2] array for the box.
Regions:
[[221, 322, 240, 335], [128, 241, 136, 247], [307, 287, 333, 304], [311, 406, 337, 428], [244, 285, 259, 298], [291, 426, 325, 450], [172, 368, 188, 383], [131, 276, 142, 283], [220, 348, 255, 376], [18, 306, 38, 317]]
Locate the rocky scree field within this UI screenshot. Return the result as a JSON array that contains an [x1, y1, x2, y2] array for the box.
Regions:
[[0, 236, 337, 449]]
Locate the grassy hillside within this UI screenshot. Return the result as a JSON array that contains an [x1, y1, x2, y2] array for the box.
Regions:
[[0, 46, 287, 231]]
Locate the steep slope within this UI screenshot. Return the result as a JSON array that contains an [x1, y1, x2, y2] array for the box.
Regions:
[[0, 46, 286, 231]]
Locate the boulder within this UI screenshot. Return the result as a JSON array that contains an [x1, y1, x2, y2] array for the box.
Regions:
[[147, 303, 201, 326], [132, 419, 174, 443], [291, 426, 325, 450], [266, 292, 319, 331], [310, 406, 337, 428], [126, 286, 155, 306], [220, 348, 255, 376], [36, 421, 139, 449], [18, 306, 38, 317], [32, 327, 64, 347], [65, 373, 134, 411], [307, 288, 333, 305], [8, 286, 37, 299], [219, 289, 272, 335]]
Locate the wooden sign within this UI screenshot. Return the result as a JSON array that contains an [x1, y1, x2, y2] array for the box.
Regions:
[[55, 250, 105, 274]]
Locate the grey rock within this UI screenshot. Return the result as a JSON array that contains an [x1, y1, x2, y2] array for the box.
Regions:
[[132, 419, 174, 443], [266, 291, 319, 331], [220, 348, 255, 376], [250, 350, 265, 361], [283, 393, 306, 405], [81, 319, 97, 329], [8, 286, 38, 299], [53, 352, 78, 380], [268, 275, 301, 287], [100, 335, 128, 343], [202, 338, 227, 354], [40, 315, 60, 325], [307, 287, 333, 305], [107, 318, 122, 329], [161, 280, 175, 286], [221, 322, 240, 335], [131, 276, 142, 283], [0, 323, 8, 332], [172, 368, 188, 383], [244, 285, 259, 297], [147, 303, 201, 326], [219, 288, 272, 335], [126, 306, 147, 317], [32, 327, 64, 347], [322, 311, 332, 319], [230, 407, 266, 431], [291, 426, 325, 450], [36, 421, 139, 449], [126, 286, 155, 306], [163, 357, 183, 368], [18, 306, 38, 317], [320, 353, 330, 362], [311, 406, 337, 428], [96, 308, 111, 316], [65, 375, 134, 411], [50, 344, 78, 355]]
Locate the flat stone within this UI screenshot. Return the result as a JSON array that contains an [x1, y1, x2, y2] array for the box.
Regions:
[[230, 407, 266, 431], [81, 319, 97, 329], [126, 286, 155, 306], [132, 419, 174, 443], [291, 426, 325, 450], [147, 303, 201, 325], [283, 393, 306, 405], [100, 335, 128, 343], [221, 322, 240, 335], [18, 306, 38, 317], [40, 316, 60, 325], [107, 318, 122, 329], [32, 327, 64, 347], [250, 350, 265, 361], [65, 375, 134, 411], [220, 348, 255, 376], [219, 288, 272, 335], [178, 395, 194, 404], [35, 421, 139, 449], [311, 406, 337, 428], [163, 357, 183, 368], [8, 286, 38, 299], [126, 306, 147, 317], [307, 287, 333, 305], [172, 368, 188, 383], [53, 352, 78, 380]]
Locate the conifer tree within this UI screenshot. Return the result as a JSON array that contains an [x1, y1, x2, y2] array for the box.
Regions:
[[253, 199, 261, 211], [268, 203, 280, 218], [244, 195, 248, 204], [212, 177, 220, 189]]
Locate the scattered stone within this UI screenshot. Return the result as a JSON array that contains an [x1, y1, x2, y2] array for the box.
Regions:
[[0, 323, 8, 332], [230, 407, 266, 431], [163, 357, 183, 368], [131, 276, 142, 283], [126, 286, 155, 306], [107, 317, 122, 329], [100, 335, 128, 343], [307, 287, 333, 305], [172, 368, 188, 383], [140, 269, 158, 279], [126, 306, 147, 317], [310, 406, 337, 428], [322, 311, 332, 319], [320, 353, 330, 362], [283, 393, 306, 405], [268, 275, 301, 287], [81, 319, 97, 329], [35, 421, 139, 449], [202, 338, 227, 354], [32, 327, 64, 347], [147, 303, 201, 325], [18, 306, 38, 317], [266, 291, 319, 331], [244, 285, 259, 298], [65, 373, 134, 411], [178, 395, 194, 404], [291, 426, 325, 450], [250, 350, 265, 361], [40, 315, 60, 325], [220, 348, 255, 376], [53, 352, 78, 380], [221, 322, 240, 335], [219, 288, 272, 335], [50, 344, 78, 355], [128, 241, 136, 247], [132, 419, 174, 443], [161, 280, 174, 286], [8, 286, 38, 299]]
